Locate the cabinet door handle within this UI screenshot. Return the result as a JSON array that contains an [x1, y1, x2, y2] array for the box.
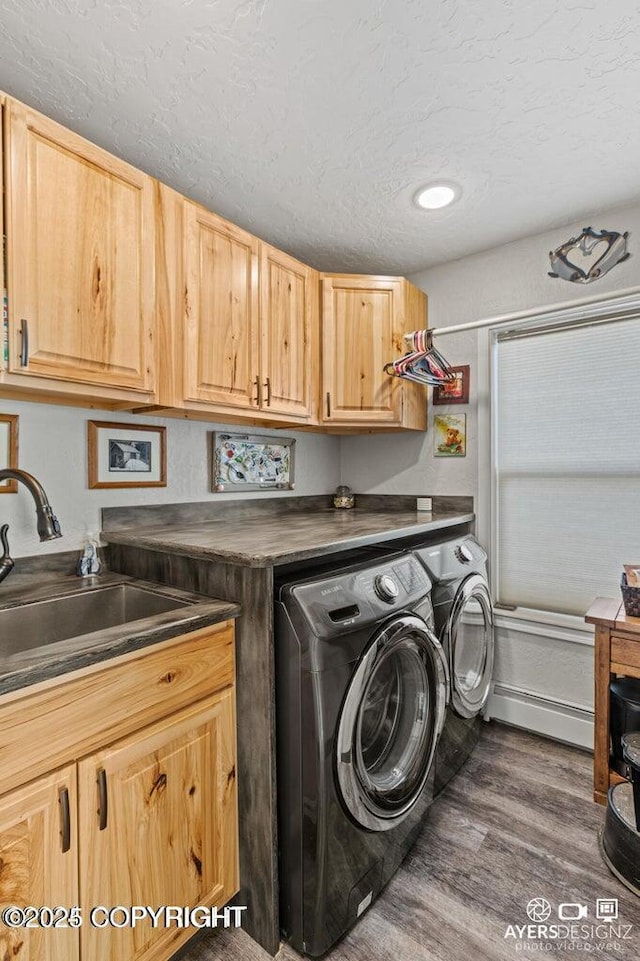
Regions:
[[20, 319, 29, 367], [264, 377, 271, 406], [59, 786, 71, 853], [326, 392, 331, 418], [253, 376, 262, 406], [97, 768, 108, 831]]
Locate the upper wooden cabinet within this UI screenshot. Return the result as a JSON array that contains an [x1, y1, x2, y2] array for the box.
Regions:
[[171, 198, 318, 424], [184, 203, 259, 411], [0, 93, 428, 433], [2, 96, 155, 399], [321, 274, 427, 430], [260, 243, 317, 420]]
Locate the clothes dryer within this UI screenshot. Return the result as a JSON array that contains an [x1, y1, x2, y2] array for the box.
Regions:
[[413, 535, 494, 795]]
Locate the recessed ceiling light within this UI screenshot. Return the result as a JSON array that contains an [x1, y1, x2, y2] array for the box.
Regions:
[[414, 182, 461, 210]]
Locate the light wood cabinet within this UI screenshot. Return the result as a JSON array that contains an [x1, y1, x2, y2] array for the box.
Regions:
[[320, 274, 427, 430], [184, 204, 260, 412], [79, 691, 237, 961], [0, 622, 238, 961], [259, 244, 317, 420], [1, 95, 156, 402], [0, 93, 429, 435], [0, 765, 79, 961], [178, 201, 318, 424]]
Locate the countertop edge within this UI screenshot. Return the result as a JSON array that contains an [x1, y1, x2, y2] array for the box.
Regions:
[[103, 511, 476, 568]]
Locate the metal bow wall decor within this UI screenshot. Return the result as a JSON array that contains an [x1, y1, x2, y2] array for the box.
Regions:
[[548, 227, 630, 284]]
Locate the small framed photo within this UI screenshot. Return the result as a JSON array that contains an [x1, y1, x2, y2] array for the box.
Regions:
[[88, 421, 167, 489], [432, 365, 470, 405], [0, 413, 19, 494], [434, 413, 466, 458]]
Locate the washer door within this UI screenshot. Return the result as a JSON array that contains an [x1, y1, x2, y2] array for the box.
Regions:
[[446, 574, 494, 719], [335, 615, 448, 832]]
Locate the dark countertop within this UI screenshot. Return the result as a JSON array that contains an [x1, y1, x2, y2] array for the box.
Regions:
[[103, 508, 474, 568], [0, 571, 240, 696]]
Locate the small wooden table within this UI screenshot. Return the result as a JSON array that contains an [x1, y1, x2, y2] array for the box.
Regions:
[[586, 598, 640, 805]]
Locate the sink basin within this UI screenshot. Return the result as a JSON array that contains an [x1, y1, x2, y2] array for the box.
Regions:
[[0, 584, 189, 658]]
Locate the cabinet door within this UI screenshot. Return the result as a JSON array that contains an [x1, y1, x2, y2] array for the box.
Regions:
[[322, 275, 404, 424], [78, 690, 238, 961], [184, 203, 259, 411], [0, 765, 79, 961], [260, 244, 317, 420], [4, 98, 155, 393]]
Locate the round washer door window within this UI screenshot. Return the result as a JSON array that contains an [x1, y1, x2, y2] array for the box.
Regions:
[[336, 615, 447, 832], [447, 574, 494, 719]]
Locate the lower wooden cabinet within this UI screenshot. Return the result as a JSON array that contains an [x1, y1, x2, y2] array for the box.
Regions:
[[0, 766, 80, 961], [0, 623, 238, 961], [79, 693, 237, 961]]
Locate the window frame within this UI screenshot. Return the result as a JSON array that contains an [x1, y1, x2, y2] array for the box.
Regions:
[[478, 289, 640, 632]]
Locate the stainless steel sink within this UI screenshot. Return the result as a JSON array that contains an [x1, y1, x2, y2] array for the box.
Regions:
[[0, 585, 189, 658]]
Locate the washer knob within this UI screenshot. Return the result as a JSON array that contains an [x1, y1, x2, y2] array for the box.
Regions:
[[455, 543, 474, 564], [375, 573, 399, 602]]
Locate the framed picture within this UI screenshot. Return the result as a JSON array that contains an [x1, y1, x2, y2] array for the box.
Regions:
[[212, 432, 295, 492], [88, 421, 167, 489], [432, 365, 470, 405], [434, 413, 466, 458], [0, 413, 19, 494]]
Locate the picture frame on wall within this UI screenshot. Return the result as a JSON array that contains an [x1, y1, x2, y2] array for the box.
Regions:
[[88, 420, 167, 489], [212, 432, 296, 492], [0, 413, 19, 493], [432, 365, 470, 405], [434, 413, 467, 457]]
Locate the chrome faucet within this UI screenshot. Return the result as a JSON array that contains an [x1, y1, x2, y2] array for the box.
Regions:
[[0, 469, 62, 584]]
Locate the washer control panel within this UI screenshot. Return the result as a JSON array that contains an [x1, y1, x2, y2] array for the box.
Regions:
[[285, 553, 433, 638]]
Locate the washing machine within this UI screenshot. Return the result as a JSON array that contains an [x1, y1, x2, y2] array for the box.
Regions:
[[413, 535, 494, 795], [275, 548, 448, 956]]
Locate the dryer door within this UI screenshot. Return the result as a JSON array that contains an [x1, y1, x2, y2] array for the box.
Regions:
[[446, 573, 494, 719], [335, 615, 448, 832]]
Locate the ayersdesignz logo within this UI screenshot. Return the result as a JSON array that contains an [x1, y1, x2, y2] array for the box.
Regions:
[[504, 897, 634, 952], [527, 899, 552, 923]]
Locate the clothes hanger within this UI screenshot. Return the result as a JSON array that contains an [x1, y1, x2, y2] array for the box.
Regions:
[[384, 330, 456, 386]]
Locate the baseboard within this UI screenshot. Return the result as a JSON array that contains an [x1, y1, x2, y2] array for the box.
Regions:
[[486, 683, 594, 750]]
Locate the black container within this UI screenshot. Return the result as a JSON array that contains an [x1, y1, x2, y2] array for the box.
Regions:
[[623, 732, 640, 834], [600, 782, 640, 895], [610, 677, 640, 773]]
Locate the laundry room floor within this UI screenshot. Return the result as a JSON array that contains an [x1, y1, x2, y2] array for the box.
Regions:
[[180, 723, 640, 961]]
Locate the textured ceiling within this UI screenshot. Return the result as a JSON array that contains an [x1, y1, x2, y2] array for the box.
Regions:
[[1, 1, 639, 274]]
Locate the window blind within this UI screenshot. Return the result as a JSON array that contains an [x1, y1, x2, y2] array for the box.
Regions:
[[495, 314, 640, 616]]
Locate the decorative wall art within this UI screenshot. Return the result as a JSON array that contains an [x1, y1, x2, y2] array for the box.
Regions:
[[0, 413, 19, 493], [432, 365, 470, 405], [212, 432, 295, 492], [88, 420, 167, 489], [434, 414, 466, 458], [548, 227, 630, 284]]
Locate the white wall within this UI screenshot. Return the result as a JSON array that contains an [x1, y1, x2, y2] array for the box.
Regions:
[[341, 199, 640, 747], [1, 401, 341, 558]]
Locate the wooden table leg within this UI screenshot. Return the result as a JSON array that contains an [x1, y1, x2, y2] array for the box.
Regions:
[[594, 625, 611, 805]]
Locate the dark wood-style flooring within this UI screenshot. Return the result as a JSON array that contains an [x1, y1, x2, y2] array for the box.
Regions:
[[180, 722, 640, 961]]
